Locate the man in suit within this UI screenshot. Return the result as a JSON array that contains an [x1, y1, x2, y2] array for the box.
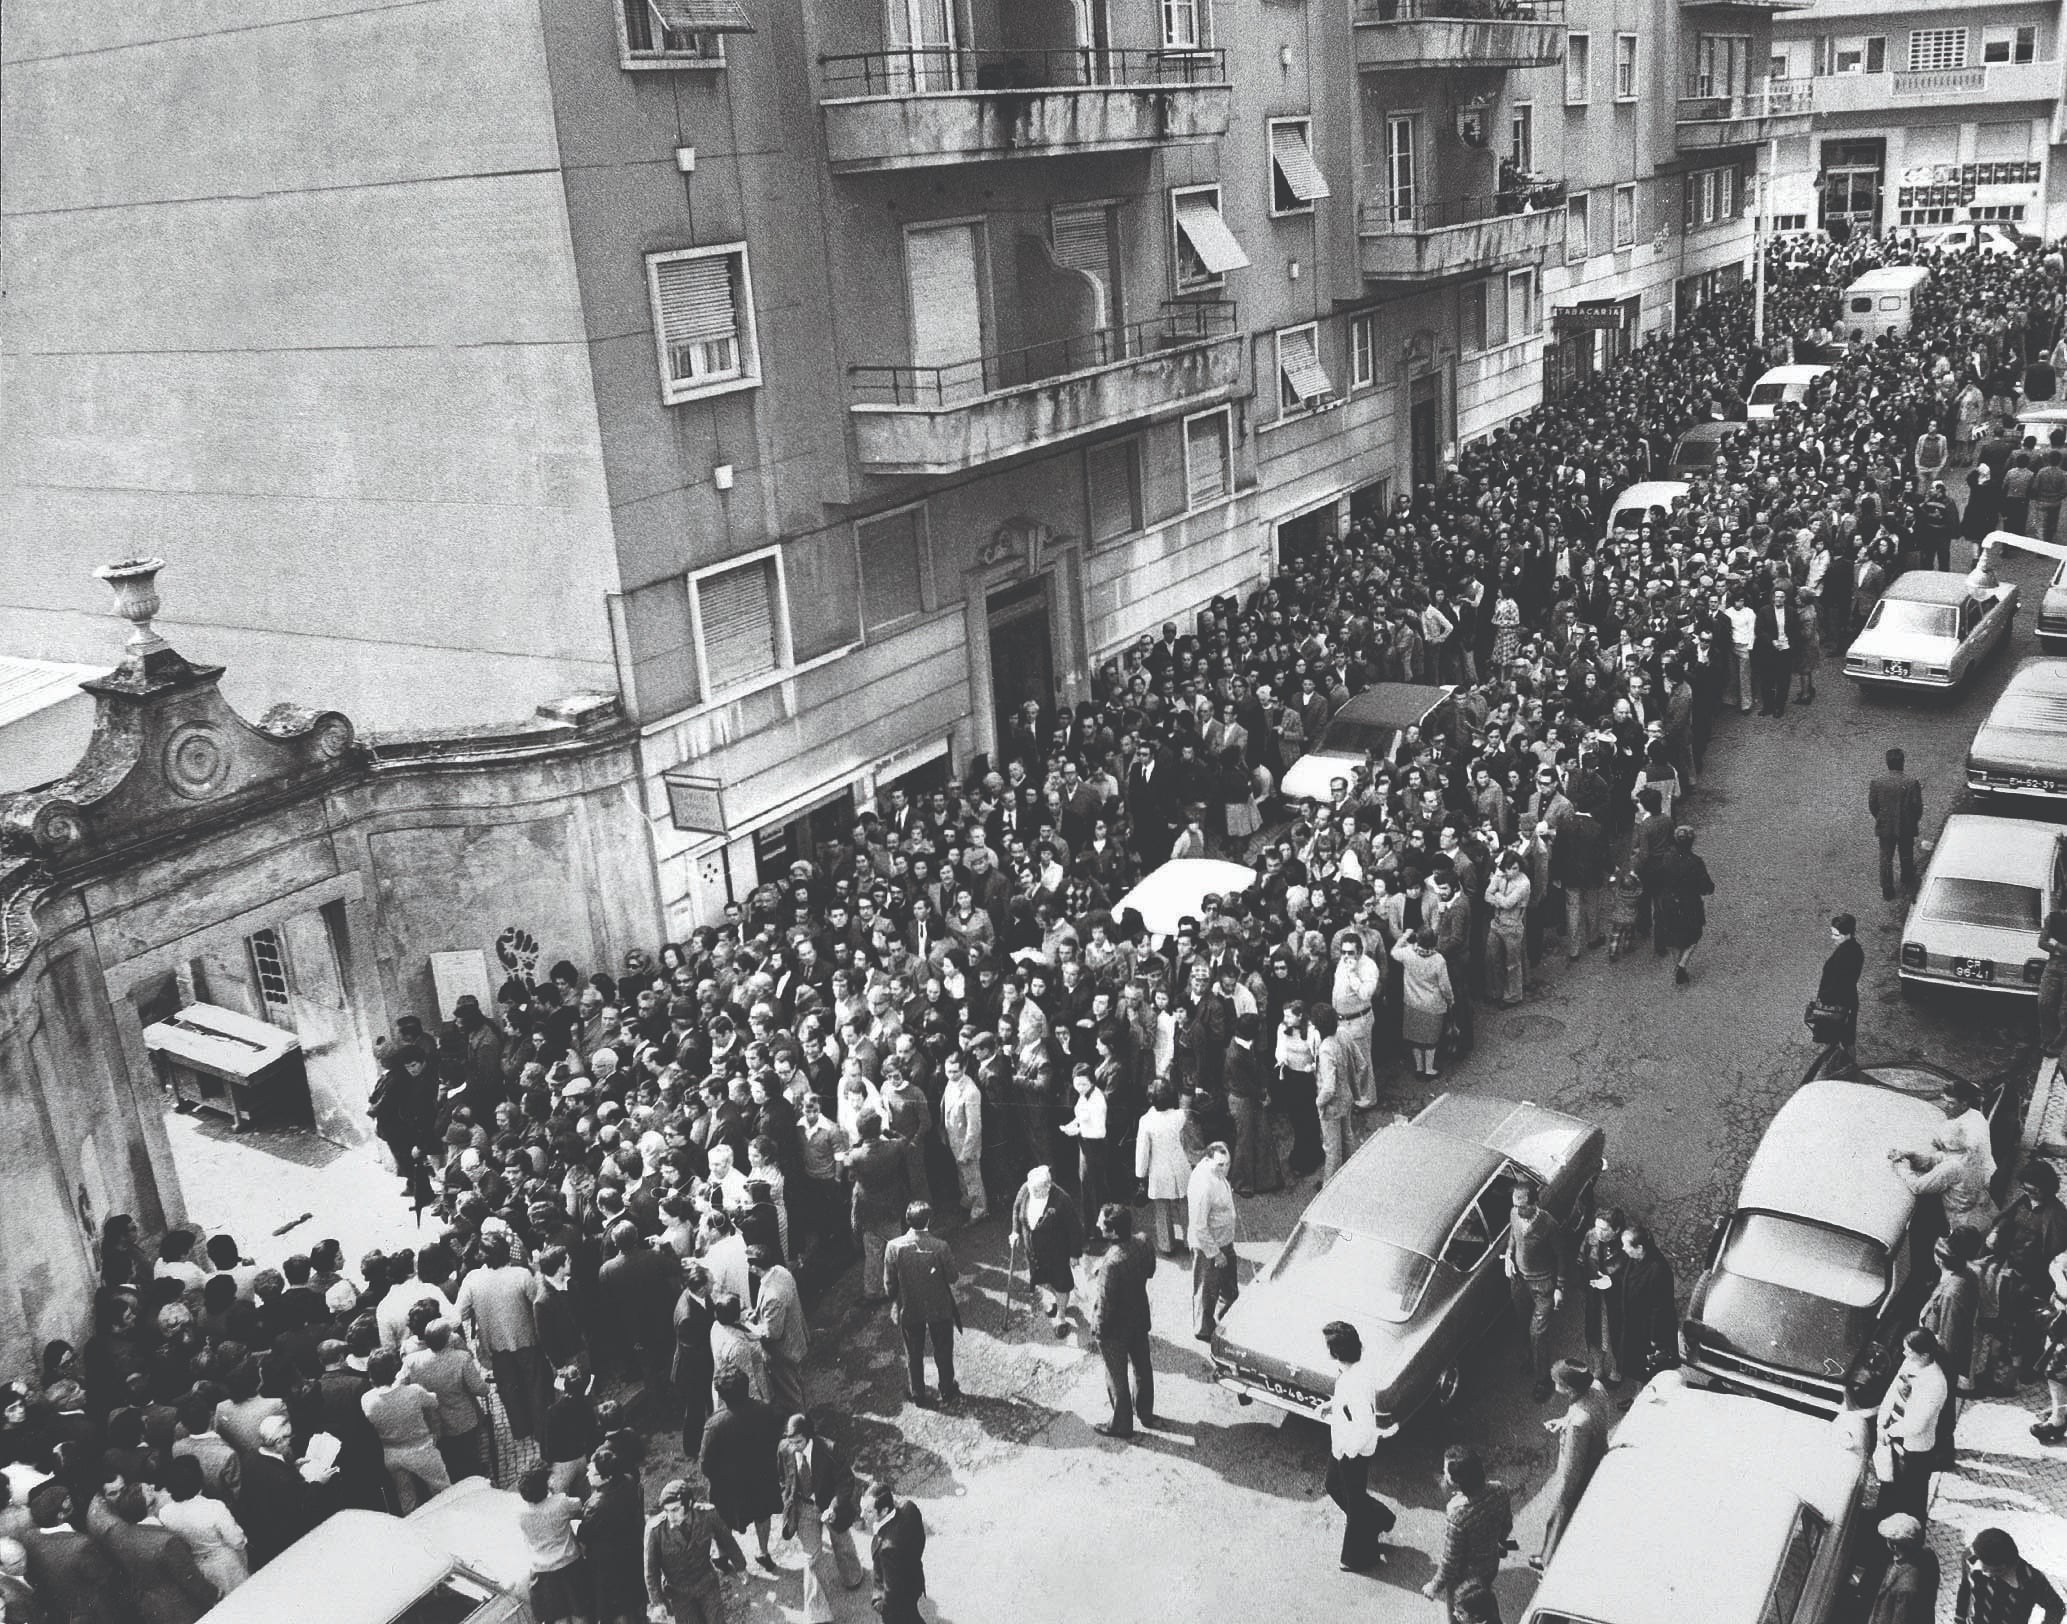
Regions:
[[1817, 914, 1866, 1063], [238, 1417, 325, 1570], [311, 1340, 384, 1512], [1868, 747, 1925, 901], [1089, 1203, 1158, 1439], [883, 1203, 962, 1407], [867, 1483, 927, 1624], [597, 1222, 680, 1411], [19, 1484, 127, 1624], [90, 1488, 213, 1624]]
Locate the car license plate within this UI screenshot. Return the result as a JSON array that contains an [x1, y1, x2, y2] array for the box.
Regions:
[[1951, 957, 1994, 983], [2014, 776, 2055, 791], [1883, 660, 1911, 679]]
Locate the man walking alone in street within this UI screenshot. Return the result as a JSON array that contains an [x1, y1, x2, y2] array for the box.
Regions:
[[1505, 1183, 1566, 1401], [1322, 1320, 1395, 1573], [883, 1202, 962, 1407], [1089, 1204, 1157, 1438], [1869, 748, 1924, 902], [1422, 1446, 1513, 1617], [1816, 913, 1865, 1065], [1187, 1142, 1239, 1342]]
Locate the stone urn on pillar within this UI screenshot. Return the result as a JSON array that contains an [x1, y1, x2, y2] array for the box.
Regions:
[[94, 557, 171, 658]]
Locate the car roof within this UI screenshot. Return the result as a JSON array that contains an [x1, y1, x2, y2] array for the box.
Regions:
[[1932, 811, 2062, 878], [1528, 1378, 1864, 1624], [1754, 365, 1832, 386], [1881, 570, 1976, 605], [1736, 1079, 1949, 1249], [1331, 683, 1454, 732], [197, 1512, 452, 1624], [1847, 265, 1931, 291], [1304, 1119, 1504, 1257], [1983, 659, 2067, 732], [1610, 480, 1691, 513], [402, 1479, 534, 1593], [1676, 421, 1747, 444]]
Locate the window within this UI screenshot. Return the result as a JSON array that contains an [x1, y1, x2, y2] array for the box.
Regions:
[[1275, 323, 1335, 414], [693, 554, 784, 694], [1565, 192, 1590, 263], [1350, 314, 1376, 389], [1506, 268, 1537, 339], [1718, 166, 1736, 219], [1161, 0, 1205, 50], [1171, 185, 1249, 291], [1615, 33, 1639, 100], [1509, 101, 1534, 173], [1984, 26, 2038, 65], [1690, 34, 1751, 97], [646, 245, 759, 404], [1464, 282, 1489, 352], [1565, 33, 1591, 103], [1269, 119, 1330, 216], [1086, 440, 1143, 545], [1051, 203, 1120, 321], [856, 508, 928, 635], [1385, 116, 1417, 223], [1908, 28, 1967, 72], [1823, 34, 1885, 74], [249, 928, 291, 1025], [1613, 182, 1636, 248], [1758, 1508, 1828, 1624], [1973, 204, 2028, 222], [1771, 212, 1808, 233], [619, 0, 743, 67], [1770, 54, 1787, 80], [1183, 408, 1232, 509]]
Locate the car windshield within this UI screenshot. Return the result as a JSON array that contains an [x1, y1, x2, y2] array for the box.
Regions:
[[1749, 382, 1789, 405], [1722, 1213, 1888, 1310], [1675, 439, 1719, 469], [1266, 1221, 1436, 1325], [1611, 505, 1659, 531], [1919, 875, 2043, 932], [1313, 718, 1399, 759], [1864, 599, 1957, 639]]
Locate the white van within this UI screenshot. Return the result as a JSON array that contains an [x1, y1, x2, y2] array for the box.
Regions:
[[1519, 1373, 1869, 1624], [1746, 364, 1833, 422], [1839, 265, 1931, 343], [1604, 480, 1691, 539]]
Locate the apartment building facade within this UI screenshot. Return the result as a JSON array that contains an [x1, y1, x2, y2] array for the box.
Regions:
[[3, 0, 1774, 935], [1767, 0, 2067, 241]]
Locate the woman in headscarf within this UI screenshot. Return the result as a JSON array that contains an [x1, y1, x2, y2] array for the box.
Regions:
[[1010, 1165, 1084, 1334]]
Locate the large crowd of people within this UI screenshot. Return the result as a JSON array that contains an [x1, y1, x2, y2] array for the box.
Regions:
[[8, 231, 2067, 1624]]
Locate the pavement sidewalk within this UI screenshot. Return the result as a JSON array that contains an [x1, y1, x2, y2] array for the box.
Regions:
[[1926, 1056, 2067, 1618]]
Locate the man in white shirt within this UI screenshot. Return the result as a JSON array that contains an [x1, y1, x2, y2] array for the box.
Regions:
[[1330, 932, 1382, 1110], [1186, 1144, 1239, 1341], [940, 1053, 986, 1224], [1322, 1321, 1394, 1572], [1875, 1328, 1950, 1521]]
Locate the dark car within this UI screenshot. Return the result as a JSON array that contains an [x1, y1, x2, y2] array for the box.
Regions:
[[1682, 1058, 2014, 1416], [1667, 420, 1749, 477], [1211, 1093, 1605, 1433]]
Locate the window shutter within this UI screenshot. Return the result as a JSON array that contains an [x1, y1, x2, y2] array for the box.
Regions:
[[1271, 125, 1331, 203], [1278, 327, 1334, 404], [859, 512, 926, 634], [656, 256, 737, 344], [650, 0, 754, 33], [1051, 205, 1118, 313], [1174, 194, 1251, 274], [1185, 415, 1228, 507], [699, 561, 778, 690]]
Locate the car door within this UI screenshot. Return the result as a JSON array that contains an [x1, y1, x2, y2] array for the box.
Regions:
[[1439, 1176, 1516, 1335]]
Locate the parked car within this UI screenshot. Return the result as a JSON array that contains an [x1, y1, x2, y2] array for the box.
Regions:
[[1668, 421, 1749, 478], [1280, 683, 1457, 805], [1746, 364, 1833, 422], [1905, 220, 2029, 257], [1899, 812, 2065, 997], [1210, 1093, 1604, 1431], [1517, 1373, 1869, 1624], [1842, 568, 2018, 692], [1681, 1067, 1960, 1416], [200, 1479, 535, 1623], [1604, 480, 1691, 539], [2039, 556, 2067, 653], [1968, 657, 2067, 799]]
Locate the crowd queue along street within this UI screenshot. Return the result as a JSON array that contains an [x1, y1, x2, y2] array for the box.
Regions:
[[19, 233, 2067, 1624]]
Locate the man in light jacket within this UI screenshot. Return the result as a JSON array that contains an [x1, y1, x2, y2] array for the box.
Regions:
[[940, 1051, 987, 1222], [1876, 1328, 1951, 1522], [1310, 1005, 1366, 1187], [1187, 1143, 1239, 1341]]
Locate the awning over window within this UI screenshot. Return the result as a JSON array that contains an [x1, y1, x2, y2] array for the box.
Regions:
[[1175, 195, 1251, 274], [1278, 327, 1334, 404], [650, 0, 754, 34], [1272, 127, 1331, 203]]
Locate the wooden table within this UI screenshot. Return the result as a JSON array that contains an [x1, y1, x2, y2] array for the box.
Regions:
[[143, 1003, 311, 1131]]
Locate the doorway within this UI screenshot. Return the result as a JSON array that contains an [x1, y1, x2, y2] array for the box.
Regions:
[[1820, 138, 1885, 237], [1409, 372, 1441, 492], [987, 578, 1055, 755]]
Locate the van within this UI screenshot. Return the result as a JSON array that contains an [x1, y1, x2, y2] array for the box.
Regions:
[[1745, 364, 1832, 422], [1518, 1373, 1869, 1624], [1839, 265, 1931, 343], [199, 1482, 535, 1624], [1603, 480, 1690, 539]]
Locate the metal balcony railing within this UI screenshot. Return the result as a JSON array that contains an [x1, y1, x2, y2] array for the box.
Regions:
[[819, 45, 1228, 97], [850, 301, 1237, 409], [1352, 0, 1564, 21], [1676, 77, 1814, 123], [1358, 182, 1568, 234]]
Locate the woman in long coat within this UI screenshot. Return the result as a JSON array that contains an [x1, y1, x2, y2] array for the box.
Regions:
[[1010, 1166, 1084, 1331], [699, 1373, 783, 1571], [580, 1446, 647, 1624], [1647, 826, 1716, 986], [1133, 1084, 1192, 1255], [1611, 1224, 1679, 1385]]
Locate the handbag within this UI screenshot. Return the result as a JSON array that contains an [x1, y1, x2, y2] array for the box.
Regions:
[[1872, 1434, 1898, 1485], [1804, 1000, 1850, 1043]]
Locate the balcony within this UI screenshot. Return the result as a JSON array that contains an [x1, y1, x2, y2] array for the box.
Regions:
[[1357, 186, 1565, 283], [1679, 0, 1812, 11], [818, 46, 1231, 172], [1675, 79, 1814, 150], [1810, 59, 2059, 114], [849, 302, 1242, 475], [1352, 0, 1565, 70]]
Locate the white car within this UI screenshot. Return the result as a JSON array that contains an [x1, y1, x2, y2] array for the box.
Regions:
[[1746, 364, 1832, 422], [1906, 221, 2026, 257], [1604, 480, 1691, 539], [2040, 556, 2067, 652], [1280, 683, 1457, 805], [1900, 813, 2067, 997], [1843, 569, 2018, 691], [1967, 658, 2067, 799]]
